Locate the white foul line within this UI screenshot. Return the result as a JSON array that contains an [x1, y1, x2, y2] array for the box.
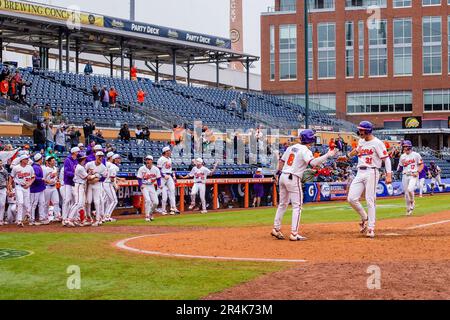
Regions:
[[406, 220, 450, 230], [115, 235, 307, 263]]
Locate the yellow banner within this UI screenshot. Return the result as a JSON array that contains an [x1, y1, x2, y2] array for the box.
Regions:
[[0, 0, 104, 27]]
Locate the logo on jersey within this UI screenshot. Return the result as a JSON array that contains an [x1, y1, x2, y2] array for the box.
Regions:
[[359, 148, 374, 156], [402, 159, 416, 167]]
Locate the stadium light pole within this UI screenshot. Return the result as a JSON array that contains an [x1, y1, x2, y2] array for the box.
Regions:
[[304, 0, 310, 129], [130, 0, 136, 21]]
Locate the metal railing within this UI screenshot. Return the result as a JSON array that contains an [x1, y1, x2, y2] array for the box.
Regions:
[[266, 5, 297, 13]]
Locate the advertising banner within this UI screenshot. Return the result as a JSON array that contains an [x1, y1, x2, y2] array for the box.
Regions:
[[104, 16, 231, 49]]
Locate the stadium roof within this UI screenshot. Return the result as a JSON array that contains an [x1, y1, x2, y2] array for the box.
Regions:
[[0, 0, 258, 69]]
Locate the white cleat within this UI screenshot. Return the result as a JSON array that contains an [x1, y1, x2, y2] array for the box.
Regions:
[[359, 219, 368, 234], [171, 208, 180, 215], [366, 229, 375, 239], [188, 204, 195, 210], [66, 221, 76, 228], [17, 221, 24, 228], [406, 210, 413, 217], [161, 211, 168, 216], [201, 210, 208, 214], [289, 233, 307, 241], [270, 228, 285, 240], [91, 222, 100, 227]]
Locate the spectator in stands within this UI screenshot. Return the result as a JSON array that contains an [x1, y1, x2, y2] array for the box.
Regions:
[[92, 85, 100, 108], [67, 126, 81, 148], [83, 118, 96, 144], [142, 126, 150, 141], [119, 123, 131, 142], [45, 123, 55, 149], [32, 51, 41, 72], [137, 89, 146, 106], [351, 138, 358, 150], [84, 61, 93, 76], [9, 77, 18, 101], [0, 77, 9, 98], [239, 94, 248, 119], [33, 122, 46, 152], [18, 80, 28, 103], [53, 108, 66, 125], [0, 65, 9, 82], [100, 85, 110, 108], [135, 125, 144, 144], [42, 105, 53, 121], [109, 86, 118, 108], [229, 99, 237, 117], [54, 126, 66, 153], [328, 138, 336, 151], [313, 149, 321, 158], [94, 129, 105, 143], [130, 64, 138, 81], [45, 147, 60, 164]]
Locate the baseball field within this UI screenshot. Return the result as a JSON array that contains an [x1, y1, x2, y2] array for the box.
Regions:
[[1, 194, 450, 300]]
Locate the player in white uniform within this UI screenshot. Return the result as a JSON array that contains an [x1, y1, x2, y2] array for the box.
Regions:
[[102, 151, 115, 218], [397, 140, 423, 216], [43, 156, 61, 222], [62, 147, 80, 224], [157, 147, 179, 215], [85, 152, 108, 226], [0, 160, 8, 226], [6, 190, 16, 224], [346, 121, 392, 239], [272, 129, 337, 241], [180, 158, 218, 214], [103, 154, 124, 222], [137, 155, 162, 222], [8, 155, 35, 227], [67, 154, 91, 227]]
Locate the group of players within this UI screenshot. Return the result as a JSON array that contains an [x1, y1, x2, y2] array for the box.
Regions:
[[0, 143, 218, 227], [272, 121, 437, 241]]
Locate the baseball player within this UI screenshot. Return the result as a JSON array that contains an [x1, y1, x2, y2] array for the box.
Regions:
[[0, 160, 8, 226], [137, 155, 162, 222], [85, 151, 108, 226], [67, 154, 92, 227], [8, 155, 35, 227], [180, 158, 218, 214], [430, 161, 445, 195], [417, 164, 430, 198], [346, 121, 392, 239], [397, 141, 423, 216], [103, 154, 124, 222], [43, 156, 61, 222], [63, 147, 80, 225], [30, 153, 47, 225], [157, 147, 179, 215], [272, 129, 337, 241], [87, 144, 103, 163], [5, 189, 16, 225]]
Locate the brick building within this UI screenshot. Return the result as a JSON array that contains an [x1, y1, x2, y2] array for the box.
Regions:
[[261, 0, 450, 149]]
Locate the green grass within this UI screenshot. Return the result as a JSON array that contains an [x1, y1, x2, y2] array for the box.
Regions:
[[114, 194, 450, 228], [0, 194, 448, 300], [0, 233, 282, 300]]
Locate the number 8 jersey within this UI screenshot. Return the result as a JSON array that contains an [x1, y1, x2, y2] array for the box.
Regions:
[[356, 137, 389, 169], [280, 144, 314, 178]]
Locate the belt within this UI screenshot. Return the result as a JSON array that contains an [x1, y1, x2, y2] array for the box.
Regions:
[[195, 182, 205, 184], [358, 167, 377, 171]]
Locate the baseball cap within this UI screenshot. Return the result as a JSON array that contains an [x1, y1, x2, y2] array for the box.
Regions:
[[256, 168, 263, 172], [34, 153, 43, 162], [162, 146, 171, 153], [78, 143, 84, 147], [96, 151, 105, 157], [45, 156, 55, 162], [19, 154, 30, 162], [107, 152, 115, 158], [94, 145, 103, 151], [112, 154, 121, 160], [145, 155, 154, 161], [71, 147, 80, 154], [196, 158, 203, 164]]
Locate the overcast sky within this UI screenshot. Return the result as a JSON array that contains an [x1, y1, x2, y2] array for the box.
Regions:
[[36, 0, 274, 73]]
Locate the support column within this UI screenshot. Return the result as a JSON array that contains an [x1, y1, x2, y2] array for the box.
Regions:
[[129, 54, 133, 80], [75, 39, 80, 74], [246, 57, 250, 92], [215, 54, 220, 88], [187, 60, 191, 86], [0, 37, 2, 62], [439, 134, 444, 150], [58, 29, 63, 72], [120, 39, 125, 80], [110, 54, 114, 77], [172, 49, 177, 82], [155, 58, 160, 82], [418, 135, 423, 148], [65, 31, 70, 73]]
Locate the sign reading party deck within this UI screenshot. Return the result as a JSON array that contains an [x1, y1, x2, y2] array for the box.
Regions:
[[0, 0, 104, 27], [104, 16, 231, 49]]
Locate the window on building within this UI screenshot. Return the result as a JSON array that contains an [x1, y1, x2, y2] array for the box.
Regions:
[[393, 0, 412, 7], [347, 91, 412, 114], [345, 0, 387, 9], [424, 89, 450, 111], [279, 0, 296, 11], [346, 22, 355, 78], [358, 20, 365, 77], [308, 24, 314, 79], [423, 16, 442, 75], [279, 24, 297, 80], [369, 20, 387, 76], [448, 17, 450, 74], [422, 0, 441, 6], [281, 94, 337, 114], [270, 25, 275, 80], [307, 0, 335, 11], [393, 18, 412, 76], [318, 22, 336, 79]]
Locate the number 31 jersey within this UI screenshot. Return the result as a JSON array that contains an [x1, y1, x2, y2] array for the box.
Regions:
[[357, 137, 389, 169], [281, 144, 314, 178]]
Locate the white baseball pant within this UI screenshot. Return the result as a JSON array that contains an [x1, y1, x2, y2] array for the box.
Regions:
[[103, 182, 118, 218], [86, 184, 104, 222], [274, 173, 303, 235], [6, 204, 16, 223], [161, 176, 176, 210], [31, 191, 46, 222], [68, 183, 86, 221], [418, 178, 426, 197], [347, 168, 380, 230], [142, 185, 158, 217], [431, 175, 443, 190], [191, 183, 207, 211], [402, 174, 418, 211], [45, 187, 61, 220], [15, 185, 31, 223], [0, 188, 6, 223], [62, 185, 74, 221]]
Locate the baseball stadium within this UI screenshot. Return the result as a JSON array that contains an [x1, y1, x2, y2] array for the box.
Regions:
[[1, 0, 450, 304]]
